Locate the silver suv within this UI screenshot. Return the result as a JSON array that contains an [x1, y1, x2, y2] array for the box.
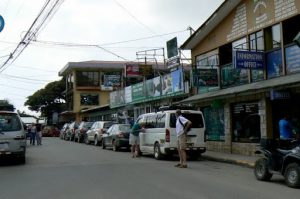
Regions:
[[0, 111, 26, 163], [85, 121, 115, 146]]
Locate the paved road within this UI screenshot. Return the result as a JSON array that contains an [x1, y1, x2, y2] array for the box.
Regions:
[[0, 138, 298, 199]]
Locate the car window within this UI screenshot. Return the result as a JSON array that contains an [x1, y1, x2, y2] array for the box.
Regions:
[[103, 122, 114, 129], [169, 113, 204, 128], [119, 125, 130, 132], [0, 113, 22, 132]]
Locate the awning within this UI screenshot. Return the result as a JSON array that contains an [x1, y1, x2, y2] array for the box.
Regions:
[[180, 73, 300, 104]]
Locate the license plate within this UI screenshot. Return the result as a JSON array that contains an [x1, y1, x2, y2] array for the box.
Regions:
[[0, 143, 8, 151]]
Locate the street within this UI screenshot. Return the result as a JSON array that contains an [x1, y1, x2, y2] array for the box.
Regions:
[[0, 138, 298, 199]]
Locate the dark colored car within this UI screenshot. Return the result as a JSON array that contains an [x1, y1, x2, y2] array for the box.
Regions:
[[102, 124, 131, 151], [74, 121, 94, 143]]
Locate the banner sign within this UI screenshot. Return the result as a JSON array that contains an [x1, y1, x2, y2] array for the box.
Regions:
[[125, 64, 140, 77], [234, 50, 264, 69]]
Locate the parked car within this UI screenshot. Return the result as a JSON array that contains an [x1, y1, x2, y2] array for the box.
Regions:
[[65, 121, 79, 141], [0, 111, 26, 163], [137, 108, 206, 160], [102, 124, 131, 151], [60, 123, 69, 139], [74, 121, 94, 143], [85, 121, 115, 146], [42, 125, 60, 137]]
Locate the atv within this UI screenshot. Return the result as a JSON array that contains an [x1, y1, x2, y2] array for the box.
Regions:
[[254, 139, 300, 188]]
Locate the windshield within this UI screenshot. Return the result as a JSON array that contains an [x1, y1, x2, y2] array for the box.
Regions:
[[0, 113, 22, 132]]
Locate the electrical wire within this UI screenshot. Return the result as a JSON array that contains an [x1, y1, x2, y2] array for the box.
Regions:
[[0, 0, 64, 73]]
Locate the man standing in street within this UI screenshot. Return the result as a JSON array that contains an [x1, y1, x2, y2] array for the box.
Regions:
[[129, 122, 145, 158], [175, 109, 192, 168]]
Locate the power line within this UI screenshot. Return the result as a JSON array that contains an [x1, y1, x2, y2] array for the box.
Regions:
[[0, 0, 64, 73], [113, 0, 157, 36]]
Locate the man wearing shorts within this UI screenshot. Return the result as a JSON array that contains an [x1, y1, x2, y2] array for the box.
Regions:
[[129, 122, 145, 158], [175, 109, 192, 168]]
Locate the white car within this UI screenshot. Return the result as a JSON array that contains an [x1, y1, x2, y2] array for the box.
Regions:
[[137, 109, 206, 160], [85, 121, 115, 146], [0, 111, 26, 163]]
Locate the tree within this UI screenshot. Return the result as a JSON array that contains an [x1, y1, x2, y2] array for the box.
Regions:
[[25, 77, 66, 123], [0, 99, 15, 111]]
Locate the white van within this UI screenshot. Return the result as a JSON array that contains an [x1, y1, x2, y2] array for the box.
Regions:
[[0, 111, 26, 163], [137, 109, 206, 160]]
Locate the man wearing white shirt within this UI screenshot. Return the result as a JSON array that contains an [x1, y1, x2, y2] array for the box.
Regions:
[[175, 109, 192, 168]]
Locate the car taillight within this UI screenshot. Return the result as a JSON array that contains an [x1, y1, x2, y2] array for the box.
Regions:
[[117, 132, 124, 138], [165, 129, 170, 142], [14, 135, 25, 140]]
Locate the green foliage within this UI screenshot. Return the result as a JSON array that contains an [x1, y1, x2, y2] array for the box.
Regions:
[[0, 99, 15, 111], [24, 77, 66, 118]]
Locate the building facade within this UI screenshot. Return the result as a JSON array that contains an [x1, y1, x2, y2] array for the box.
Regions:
[[181, 0, 300, 155]]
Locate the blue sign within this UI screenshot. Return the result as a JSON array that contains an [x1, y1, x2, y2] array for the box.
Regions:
[[234, 50, 264, 69], [0, 15, 4, 32]]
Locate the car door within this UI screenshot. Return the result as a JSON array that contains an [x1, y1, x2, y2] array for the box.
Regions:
[[88, 122, 97, 141], [105, 125, 115, 147]]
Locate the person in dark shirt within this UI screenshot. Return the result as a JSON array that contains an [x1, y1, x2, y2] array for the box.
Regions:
[[129, 122, 145, 158]]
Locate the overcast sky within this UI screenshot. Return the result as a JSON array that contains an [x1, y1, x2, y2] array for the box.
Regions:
[[0, 0, 224, 116]]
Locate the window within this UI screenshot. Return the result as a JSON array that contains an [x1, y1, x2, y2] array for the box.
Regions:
[[80, 94, 99, 106], [249, 31, 264, 82], [232, 102, 261, 143], [169, 113, 204, 128], [203, 106, 225, 141], [0, 113, 22, 132], [76, 71, 100, 87], [265, 24, 281, 51]]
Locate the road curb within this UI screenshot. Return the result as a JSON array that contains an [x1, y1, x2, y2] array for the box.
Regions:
[[202, 155, 255, 168]]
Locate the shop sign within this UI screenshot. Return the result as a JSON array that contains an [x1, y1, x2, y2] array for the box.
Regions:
[[234, 50, 264, 69], [166, 37, 178, 59], [285, 45, 300, 74], [125, 64, 139, 77], [270, 89, 290, 100]]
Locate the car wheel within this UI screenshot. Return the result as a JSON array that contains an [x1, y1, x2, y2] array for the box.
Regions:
[[85, 136, 90, 145], [102, 139, 106, 149], [254, 158, 273, 181], [154, 142, 163, 160], [112, 140, 118, 151], [284, 163, 300, 188]]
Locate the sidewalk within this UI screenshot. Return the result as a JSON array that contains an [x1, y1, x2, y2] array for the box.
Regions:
[[201, 150, 258, 168]]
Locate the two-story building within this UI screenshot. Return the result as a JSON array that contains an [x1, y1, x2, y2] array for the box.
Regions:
[[180, 0, 300, 155]]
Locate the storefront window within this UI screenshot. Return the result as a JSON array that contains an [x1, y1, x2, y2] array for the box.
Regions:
[[249, 31, 264, 82], [195, 50, 219, 93], [203, 106, 225, 141], [266, 49, 283, 78], [265, 24, 281, 51], [221, 64, 248, 88], [80, 94, 99, 106], [232, 102, 261, 143]]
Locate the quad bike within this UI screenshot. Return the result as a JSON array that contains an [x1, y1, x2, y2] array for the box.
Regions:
[[254, 139, 300, 188]]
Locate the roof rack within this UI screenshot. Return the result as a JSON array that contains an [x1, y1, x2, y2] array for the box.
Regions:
[[158, 105, 196, 111]]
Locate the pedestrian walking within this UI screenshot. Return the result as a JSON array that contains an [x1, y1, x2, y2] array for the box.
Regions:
[[30, 123, 37, 145], [129, 122, 145, 158], [175, 109, 192, 168], [36, 124, 42, 145]]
